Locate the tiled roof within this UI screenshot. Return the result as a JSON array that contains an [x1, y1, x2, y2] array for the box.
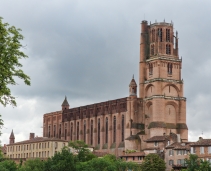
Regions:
[[190, 139, 211, 146], [166, 142, 190, 150], [145, 136, 169, 142], [7, 137, 68, 146], [120, 152, 145, 157]]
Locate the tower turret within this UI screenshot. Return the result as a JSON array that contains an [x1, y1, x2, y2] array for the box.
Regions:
[[61, 96, 69, 110], [129, 76, 137, 96], [9, 129, 15, 144]]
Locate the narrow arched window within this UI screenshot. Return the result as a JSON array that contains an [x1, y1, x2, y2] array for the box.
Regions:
[[151, 44, 154, 56], [48, 126, 50, 138], [84, 120, 86, 143], [77, 122, 79, 140], [167, 63, 173, 74], [106, 117, 108, 143], [149, 63, 153, 75], [122, 115, 125, 141], [166, 29, 170, 42], [166, 44, 171, 54], [113, 116, 116, 143], [91, 120, 93, 145], [59, 124, 61, 139], [158, 28, 162, 42], [152, 29, 155, 42], [70, 123, 73, 141], [53, 125, 56, 137], [64, 123, 67, 140], [98, 118, 100, 144]]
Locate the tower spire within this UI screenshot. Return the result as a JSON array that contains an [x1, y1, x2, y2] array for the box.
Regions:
[[61, 96, 70, 110], [9, 129, 15, 144]]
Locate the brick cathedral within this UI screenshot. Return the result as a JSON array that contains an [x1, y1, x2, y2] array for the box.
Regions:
[[43, 20, 188, 157]]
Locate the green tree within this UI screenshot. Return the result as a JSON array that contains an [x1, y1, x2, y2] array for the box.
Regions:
[[141, 153, 166, 171], [0, 17, 30, 107], [69, 140, 96, 162], [185, 154, 200, 171], [0, 159, 18, 171], [198, 159, 211, 171], [18, 158, 44, 171], [44, 147, 76, 171]]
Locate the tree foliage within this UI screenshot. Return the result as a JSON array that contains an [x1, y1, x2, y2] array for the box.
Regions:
[[0, 17, 30, 106], [182, 154, 211, 171], [140, 153, 166, 171]]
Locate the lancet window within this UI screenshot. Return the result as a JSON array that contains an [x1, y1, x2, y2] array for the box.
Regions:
[[98, 118, 100, 144], [152, 29, 155, 42], [166, 29, 170, 42], [84, 120, 86, 143], [70, 123, 73, 141], [106, 117, 108, 143], [77, 122, 79, 140], [91, 120, 93, 145], [151, 44, 154, 56], [149, 63, 153, 75], [113, 116, 116, 143], [158, 28, 163, 42], [122, 115, 125, 141], [167, 63, 173, 74], [166, 44, 171, 54]]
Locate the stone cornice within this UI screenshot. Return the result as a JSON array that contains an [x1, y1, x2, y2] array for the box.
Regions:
[[145, 78, 183, 84], [144, 95, 186, 101], [146, 56, 181, 62]]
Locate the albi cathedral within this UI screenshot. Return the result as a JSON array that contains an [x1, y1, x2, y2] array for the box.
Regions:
[[43, 20, 188, 157]]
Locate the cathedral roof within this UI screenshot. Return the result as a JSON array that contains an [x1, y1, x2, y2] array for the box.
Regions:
[[9, 130, 15, 139], [62, 96, 69, 106]]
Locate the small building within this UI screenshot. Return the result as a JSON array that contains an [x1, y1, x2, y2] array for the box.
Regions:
[[190, 137, 211, 161], [119, 151, 145, 164], [7, 130, 68, 159]]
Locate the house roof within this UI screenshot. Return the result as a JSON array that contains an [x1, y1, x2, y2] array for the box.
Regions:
[[145, 136, 169, 142], [166, 142, 190, 150], [7, 137, 68, 146], [190, 138, 211, 146], [1, 145, 7, 154]]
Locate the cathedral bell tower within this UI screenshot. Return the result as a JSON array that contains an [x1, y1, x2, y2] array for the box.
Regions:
[[139, 20, 188, 141]]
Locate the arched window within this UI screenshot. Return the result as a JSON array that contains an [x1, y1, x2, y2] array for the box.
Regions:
[[113, 116, 116, 143], [64, 123, 67, 140], [98, 118, 100, 144], [122, 115, 125, 141], [106, 117, 108, 143], [151, 44, 154, 56], [84, 120, 86, 143], [77, 122, 79, 140], [158, 28, 162, 42], [152, 29, 155, 42], [59, 124, 61, 139], [91, 120, 93, 145], [149, 63, 153, 75], [48, 126, 50, 138], [70, 123, 73, 141], [166, 29, 170, 42], [53, 125, 56, 137], [166, 44, 171, 54], [167, 63, 173, 74]]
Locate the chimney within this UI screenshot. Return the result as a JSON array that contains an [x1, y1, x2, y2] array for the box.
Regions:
[[29, 133, 35, 140]]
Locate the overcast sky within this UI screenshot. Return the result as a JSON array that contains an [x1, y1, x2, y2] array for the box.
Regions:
[[1, 0, 211, 145]]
